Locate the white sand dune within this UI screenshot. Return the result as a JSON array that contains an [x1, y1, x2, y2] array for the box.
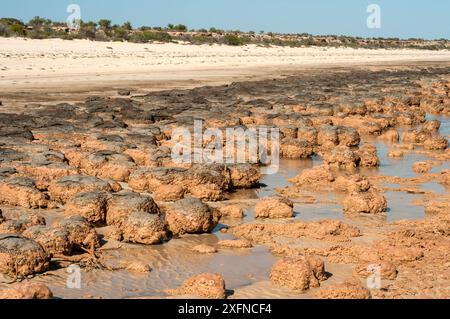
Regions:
[[1, 37, 450, 91]]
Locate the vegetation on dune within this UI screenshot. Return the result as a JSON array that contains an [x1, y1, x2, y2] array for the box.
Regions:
[[0, 16, 449, 50], [223, 34, 246, 46]]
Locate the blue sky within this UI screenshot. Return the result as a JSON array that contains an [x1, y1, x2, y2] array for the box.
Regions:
[[1, 0, 449, 39]]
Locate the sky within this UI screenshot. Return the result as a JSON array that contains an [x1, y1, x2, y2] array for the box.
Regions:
[[1, 0, 449, 40]]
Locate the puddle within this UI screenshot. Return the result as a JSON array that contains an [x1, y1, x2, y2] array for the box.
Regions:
[[256, 157, 322, 198], [428, 115, 450, 140], [361, 115, 450, 179], [360, 140, 430, 179], [421, 182, 447, 194], [33, 232, 277, 299], [242, 200, 344, 223], [294, 201, 344, 221], [384, 191, 425, 222], [256, 144, 433, 222]]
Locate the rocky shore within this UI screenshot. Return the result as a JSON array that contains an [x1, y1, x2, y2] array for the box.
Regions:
[[0, 63, 449, 299]]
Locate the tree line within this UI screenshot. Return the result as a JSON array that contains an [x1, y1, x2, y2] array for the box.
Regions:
[[0, 16, 448, 50]]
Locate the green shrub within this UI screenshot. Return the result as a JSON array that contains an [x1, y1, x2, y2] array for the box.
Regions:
[[122, 21, 132, 31], [190, 35, 215, 45], [0, 18, 24, 26], [79, 26, 97, 39], [113, 28, 129, 41], [223, 34, 244, 46], [95, 31, 109, 41], [28, 16, 51, 27], [0, 23, 8, 36], [130, 31, 172, 43], [173, 24, 187, 32], [98, 19, 112, 30], [28, 29, 47, 39], [81, 21, 97, 28], [9, 23, 25, 36], [0, 15, 447, 51]]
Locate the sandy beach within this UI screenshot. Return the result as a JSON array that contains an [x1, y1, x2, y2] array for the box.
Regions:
[[2, 37, 450, 92]]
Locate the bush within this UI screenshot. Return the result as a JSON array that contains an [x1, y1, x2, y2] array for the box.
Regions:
[[190, 35, 215, 45], [79, 26, 97, 40], [146, 31, 172, 42], [223, 34, 244, 46], [173, 24, 187, 32], [28, 16, 51, 27], [0, 23, 8, 36], [301, 37, 315, 46], [28, 29, 46, 39], [61, 33, 76, 40], [129, 32, 144, 43], [0, 15, 447, 51], [81, 21, 97, 28], [95, 31, 110, 41], [113, 28, 129, 41], [0, 18, 23, 26], [9, 23, 25, 36], [122, 22, 132, 31], [98, 19, 112, 30], [130, 31, 172, 43]]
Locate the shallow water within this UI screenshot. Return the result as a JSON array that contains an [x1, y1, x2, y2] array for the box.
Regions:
[[257, 116, 450, 223], [30, 232, 277, 299], [421, 182, 447, 194], [257, 158, 321, 198], [362, 141, 429, 179], [11, 117, 449, 299], [429, 115, 450, 139], [256, 148, 428, 222], [384, 191, 425, 222]]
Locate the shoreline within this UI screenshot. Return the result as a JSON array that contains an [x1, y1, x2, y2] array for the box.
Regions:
[[2, 38, 450, 92], [0, 38, 450, 112], [1, 60, 450, 110], [2, 60, 450, 111], [2, 37, 450, 110]]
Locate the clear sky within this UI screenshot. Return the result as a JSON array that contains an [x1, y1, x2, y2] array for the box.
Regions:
[[1, 0, 449, 39]]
